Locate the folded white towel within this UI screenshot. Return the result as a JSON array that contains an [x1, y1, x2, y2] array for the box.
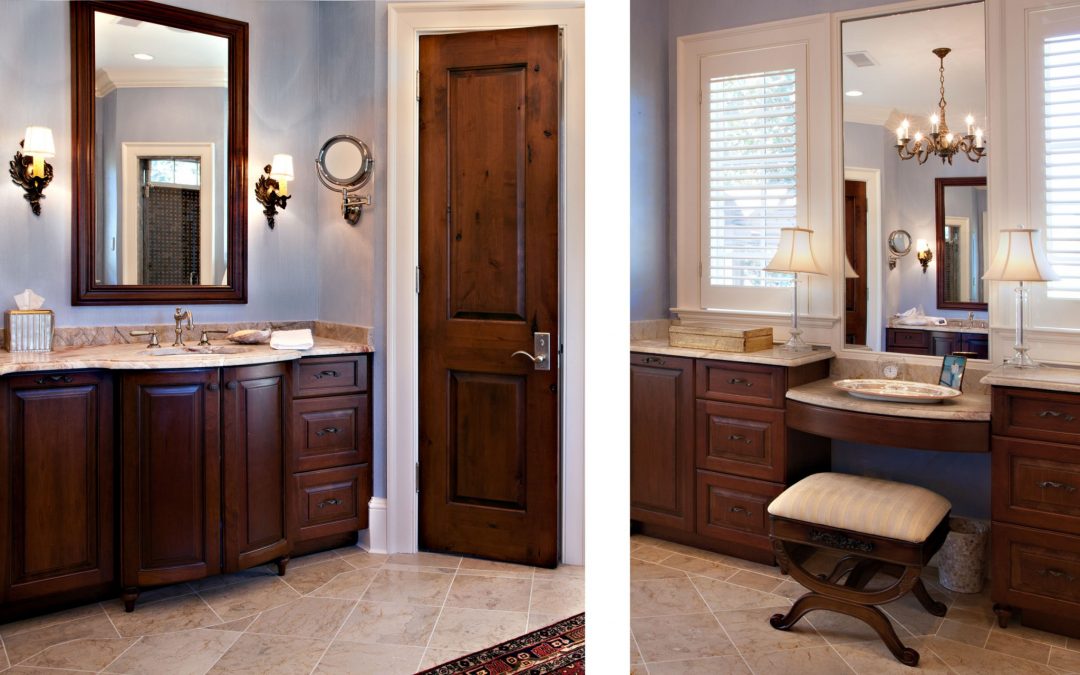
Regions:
[[270, 328, 314, 350]]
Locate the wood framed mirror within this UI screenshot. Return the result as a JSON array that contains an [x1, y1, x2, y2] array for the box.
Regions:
[[71, 1, 248, 305], [935, 176, 988, 311]]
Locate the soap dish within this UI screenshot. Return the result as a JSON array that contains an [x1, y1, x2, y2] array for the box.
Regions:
[[226, 328, 271, 345]]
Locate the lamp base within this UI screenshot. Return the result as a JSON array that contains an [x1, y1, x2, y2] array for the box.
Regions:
[[780, 328, 813, 353], [1003, 346, 1040, 369]]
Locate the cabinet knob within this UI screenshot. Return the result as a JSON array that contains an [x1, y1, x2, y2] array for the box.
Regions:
[[226, 381, 238, 390], [207, 383, 219, 391]]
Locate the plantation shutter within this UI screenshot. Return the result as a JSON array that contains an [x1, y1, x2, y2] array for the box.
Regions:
[[1044, 33, 1080, 298]]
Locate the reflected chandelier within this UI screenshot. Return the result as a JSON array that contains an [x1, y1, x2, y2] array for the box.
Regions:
[[894, 47, 986, 165]]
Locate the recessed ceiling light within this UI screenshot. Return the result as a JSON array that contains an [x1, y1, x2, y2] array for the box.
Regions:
[[845, 90, 863, 97], [132, 53, 154, 61]]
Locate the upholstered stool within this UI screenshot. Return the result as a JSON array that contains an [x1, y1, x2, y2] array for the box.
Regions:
[[767, 473, 952, 667]]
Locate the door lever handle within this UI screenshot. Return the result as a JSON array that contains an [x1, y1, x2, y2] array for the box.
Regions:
[[511, 332, 551, 371], [512, 350, 546, 364]]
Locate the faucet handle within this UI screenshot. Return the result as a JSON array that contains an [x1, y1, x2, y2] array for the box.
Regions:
[[129, 330, 160, 348], [198, 329, 228, 346]]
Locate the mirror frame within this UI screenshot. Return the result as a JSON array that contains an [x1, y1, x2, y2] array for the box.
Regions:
[[935, 176, 988, 312], [70, 1, 249, 305]]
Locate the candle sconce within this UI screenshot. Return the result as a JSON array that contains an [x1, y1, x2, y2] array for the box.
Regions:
[[254, 154, 293, 229], [916, 238, 934, 273], [9, 126, 55, 216]]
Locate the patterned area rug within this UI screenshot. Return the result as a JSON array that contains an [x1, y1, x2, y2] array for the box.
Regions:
[[418, 613, 585, 674]]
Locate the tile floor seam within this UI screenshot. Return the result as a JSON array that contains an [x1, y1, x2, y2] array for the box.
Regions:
[[0, 630, 7, 670], [197, 592, 227, 626], [96, 603, 123, 641], [416, 566, 457, 672], [306, 598, 360, 675], [200, 622, 251, 675], [827, 641, 861, 674], [96, 634, 144, 674], [689, 564, 755, 673], [304, 564, 380, 598], [524, 567, 536, 631]]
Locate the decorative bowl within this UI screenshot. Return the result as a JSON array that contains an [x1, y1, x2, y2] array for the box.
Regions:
[[832, 378, 961, 404]]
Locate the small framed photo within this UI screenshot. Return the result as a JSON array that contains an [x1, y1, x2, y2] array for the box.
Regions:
[[939, 355, 968, 391]]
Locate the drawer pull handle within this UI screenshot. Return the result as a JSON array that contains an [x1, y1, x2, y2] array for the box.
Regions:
[[1037, 480, 1077, 493], [317, 498, 343, 509], [728, 378, 752, 387], [207, 383, 219, 391], [1038, 410, 1076, 422], [315, 426, 340, 437], [641, 356, 666, 366], [729, 506, 751, 516], [1038, 568, 1076, 582], [35, 374, 73, 385], [728, 434, 751, 444], [314, 370, 340, 380]]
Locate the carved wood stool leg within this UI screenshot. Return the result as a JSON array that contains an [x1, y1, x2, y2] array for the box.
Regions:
[[122, 587, 140, 613], [911, 578, 947, 617], [845, 559, 884, 590], [839, 599, 921, 667], [769, 591, 828, 630], [993, 604, 1013, 629]]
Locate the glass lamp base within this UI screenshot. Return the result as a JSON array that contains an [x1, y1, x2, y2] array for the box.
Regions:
[[1003, 345, 1039, 369], [780, 328, 813, 353]]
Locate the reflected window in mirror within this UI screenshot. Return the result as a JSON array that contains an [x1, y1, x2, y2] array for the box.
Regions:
[[840, 1, 989, 356]]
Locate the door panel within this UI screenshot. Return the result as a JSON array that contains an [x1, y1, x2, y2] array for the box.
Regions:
[[844, 180, 867, 346], [418, 26, 560, 567]]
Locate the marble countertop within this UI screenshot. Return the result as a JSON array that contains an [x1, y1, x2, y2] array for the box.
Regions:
[[0, 337, 373, 377], [631, 338, 834, 367], [786, 378, 991, 421], [888, 323, 990, 335], [980, 365, 1080, 394]]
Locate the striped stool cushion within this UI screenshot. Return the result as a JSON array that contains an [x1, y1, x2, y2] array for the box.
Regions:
[[768, 473, 951, 543]]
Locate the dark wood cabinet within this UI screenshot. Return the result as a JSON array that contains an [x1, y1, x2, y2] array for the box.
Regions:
[[0, 371, 114, 616], [222, 363, 290, 573], [886, 327, 989, 359], [630, 353, 694, 532], [121, 369, 222, 605]]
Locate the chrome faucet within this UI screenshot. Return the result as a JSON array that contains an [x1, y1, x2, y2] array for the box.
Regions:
[[173, 307, 194, 346]]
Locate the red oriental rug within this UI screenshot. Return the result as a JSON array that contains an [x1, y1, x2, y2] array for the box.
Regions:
[[417, 613, 585, 674]]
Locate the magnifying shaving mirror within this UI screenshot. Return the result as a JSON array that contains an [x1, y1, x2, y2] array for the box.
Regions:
[[316, 135, 374, 225]]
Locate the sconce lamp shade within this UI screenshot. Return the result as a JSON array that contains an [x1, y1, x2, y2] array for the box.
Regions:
[[844, 255, 858, 279], [765, 228, 825, 275], [22, 126, 55, 157], [269, 154, 294, 182], [983, 226, 1059, 282]]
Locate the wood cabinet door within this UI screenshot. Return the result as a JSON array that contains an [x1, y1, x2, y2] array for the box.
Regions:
[[122, 369, 221, 589], [0, 371, 114, 603], [222, 363, 290, 572], [630, 354, 694, 531]]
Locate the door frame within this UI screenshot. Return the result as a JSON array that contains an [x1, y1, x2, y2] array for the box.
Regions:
[[387, 2, 585, 564], [844, 167, 882, 351]]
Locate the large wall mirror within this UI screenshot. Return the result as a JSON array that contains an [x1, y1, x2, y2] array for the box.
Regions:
[[841, 1, 989, 358], [71, 1, 248, 304]]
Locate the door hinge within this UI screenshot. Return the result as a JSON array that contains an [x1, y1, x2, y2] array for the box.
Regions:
[[415, 462, 420, 492], [415, 266, 421, 295], [416, 70, 420, 101]]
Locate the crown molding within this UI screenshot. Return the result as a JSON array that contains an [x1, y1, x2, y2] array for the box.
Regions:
[[95, 66, 226, 96]]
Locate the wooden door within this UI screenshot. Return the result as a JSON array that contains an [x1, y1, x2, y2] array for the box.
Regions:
[[0, 371, 114, 606], [222, 363, 289, 573], [122, 369, 220, 603], [844, 180, 868, 346], [630, 355, 694, 532], [418, 26, 560, 567]]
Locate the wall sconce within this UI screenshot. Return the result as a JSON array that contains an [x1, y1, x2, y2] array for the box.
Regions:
[[254, 154, 294, 229], [9, 126, 55, 216], [916, 238, 933, 273]]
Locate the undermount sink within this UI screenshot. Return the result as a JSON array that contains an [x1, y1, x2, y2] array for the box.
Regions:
[[145, 345, 252, 356]]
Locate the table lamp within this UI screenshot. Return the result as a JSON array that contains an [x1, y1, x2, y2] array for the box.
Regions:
[[765, 227, 825, 351], [982, 225, 1059, 368]]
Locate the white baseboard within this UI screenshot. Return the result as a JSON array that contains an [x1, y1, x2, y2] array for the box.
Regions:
[[356, 497, 388, 554]]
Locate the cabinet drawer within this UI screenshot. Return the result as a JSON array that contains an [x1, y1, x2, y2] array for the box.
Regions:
[[292, 394, 369, 472], [293, 465, 370, 541], [696, 471, 783, 540], [993, 436, 1080, 534], [294, 356, 367, 398], [696, 400, 785, 481], [887, 328, 930, 350], [994, 388, 1080, 444], [696, 361, 783, 408], [993, 523, 1080, 614]]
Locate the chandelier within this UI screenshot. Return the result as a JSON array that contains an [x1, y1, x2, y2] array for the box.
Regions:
[[894, 47, 986, 165]]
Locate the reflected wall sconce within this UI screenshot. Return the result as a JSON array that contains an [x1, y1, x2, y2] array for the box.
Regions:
[[9, 126, 55, 216], [916, 238, 933, 273], [254, 154, 294, 229]]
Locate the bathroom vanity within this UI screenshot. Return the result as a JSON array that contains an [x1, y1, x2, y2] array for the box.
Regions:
[[0, 339, 372, 620]]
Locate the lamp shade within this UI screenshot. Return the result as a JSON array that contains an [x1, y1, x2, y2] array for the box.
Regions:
[[269, 154, 295, 181], [844, 255, 858, 279], [982, 226, 1059, 282], [23, 126, 55, 158], [764, 227, 825, 275]]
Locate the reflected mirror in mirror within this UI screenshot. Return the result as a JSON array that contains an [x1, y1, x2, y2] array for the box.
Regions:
[[936, 177, 988, 309], [841, 1, 989, 357], [93, 12, 228, 286]]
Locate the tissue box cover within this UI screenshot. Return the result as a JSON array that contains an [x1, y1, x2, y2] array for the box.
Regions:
[[668, 325, 773, 352], [5, 310, 54, 352]]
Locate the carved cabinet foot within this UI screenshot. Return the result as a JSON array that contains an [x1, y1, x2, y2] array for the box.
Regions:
[[276, 556, 290, 576], [993, 603, 1013, 629], [122, 587, 140, 613]]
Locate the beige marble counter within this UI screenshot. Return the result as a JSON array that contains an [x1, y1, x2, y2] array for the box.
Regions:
[[631, 338, 834, 367], [888, 322, 989, 335], [0, 337, 372, 377], [980, 364, 1080, 394], [787, 378, 991, 421]]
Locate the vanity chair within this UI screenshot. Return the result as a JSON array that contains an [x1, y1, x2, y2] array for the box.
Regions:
[[767, 473, 952, 667]]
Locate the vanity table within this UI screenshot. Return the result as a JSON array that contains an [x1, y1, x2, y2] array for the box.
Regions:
[[0, 338, 373, 620]]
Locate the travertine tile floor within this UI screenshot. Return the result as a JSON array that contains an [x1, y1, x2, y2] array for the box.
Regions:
[[0, 547, 584, 674], [630, 534, 1080, 674]]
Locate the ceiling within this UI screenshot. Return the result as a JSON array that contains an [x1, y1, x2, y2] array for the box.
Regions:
[[94, 12, 227, 93], [841, 2, 986, 132]]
